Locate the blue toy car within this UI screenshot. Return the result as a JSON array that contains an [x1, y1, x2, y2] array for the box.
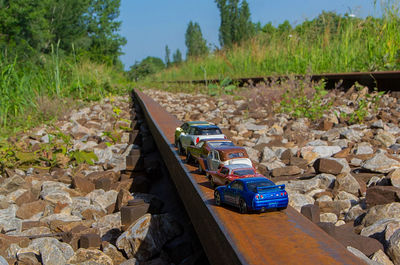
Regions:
[[214, 177, 288, 214]]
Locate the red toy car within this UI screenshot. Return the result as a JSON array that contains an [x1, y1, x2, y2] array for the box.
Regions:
[[207, 164, 265, 188]]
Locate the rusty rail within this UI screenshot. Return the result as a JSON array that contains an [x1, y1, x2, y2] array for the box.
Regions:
[[171, 70, 400, 91], [133, 89, 366, 265]]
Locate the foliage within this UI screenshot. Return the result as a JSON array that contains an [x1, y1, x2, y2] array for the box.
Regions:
[[165, 45, 171, 67], [127, 56, 165, 81], [172, 49, 183, 65], [279, 80, 332, 120], [0, 0, 125, 65], [0, 129, 98, 173], [185, 21, 209, 58], [207, 77, 237, 96], [154, 2, 400, 81], [215, 0, 255, 47]]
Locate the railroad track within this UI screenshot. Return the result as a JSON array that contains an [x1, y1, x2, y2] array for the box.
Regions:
[[172, 70, 400, 92], [133, 89, 367, 265]]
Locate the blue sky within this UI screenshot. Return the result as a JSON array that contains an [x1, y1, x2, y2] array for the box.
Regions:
[[119, 0, 380, 69]]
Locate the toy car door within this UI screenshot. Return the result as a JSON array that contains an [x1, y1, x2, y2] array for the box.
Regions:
[[233, 181, 244, 206], [216, 166, 229, 185], [224, 181, 237, 204], [182, 127, 195, 149], [207, 150, 221, 171]]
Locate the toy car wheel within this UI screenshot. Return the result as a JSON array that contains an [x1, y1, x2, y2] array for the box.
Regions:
[[198, 163, 204, 174], [186, 152, 193, 164], [239, 198, 247, 214], [177, 141, 184, 155], [214, 191, 221, 206], [210, 177, 216, 189], [278, 206, 287, 211]]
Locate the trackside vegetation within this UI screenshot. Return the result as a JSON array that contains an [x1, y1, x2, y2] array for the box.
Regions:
[[0, 0, 129, 137], [152, 2, 400, 81]]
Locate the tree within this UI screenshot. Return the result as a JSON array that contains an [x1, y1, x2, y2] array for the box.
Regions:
[[85, 0, 127, 65], [185, 21, 209, 58], [172, 49, 182, 65], [165, 45, 171, 67], [215, 0, 254, 47], [127, 56, 165, 81]]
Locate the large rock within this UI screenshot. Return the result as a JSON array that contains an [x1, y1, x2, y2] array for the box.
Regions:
[[363, 203, 400, 227], [313, 158, 350, 175], [277, 178, 321, 194], [388, 229, 400, 265], [334, 173, 361, 196], [361, 218, 400, 246], [345, 204, 366, 222], [91, 212, 121, 238], [28, 237, 74, 265], [300, 146, 341, 164], [271, 166, 303, 177], [314, 174, 336, 189], [288, 193, 314, 212], [346, 246, 380, 265], [0, 205, 21, 233], [388, 169, 400, 188], [371, 249, 394, 265], [362, 152, 400, 173], [366, 186, 400, 208], [116, 214, 181, 261], [317, 200, 351, 217], [86, 189, 118, 212], [67, 248, 113, 265], [375, 130, 396, 148]]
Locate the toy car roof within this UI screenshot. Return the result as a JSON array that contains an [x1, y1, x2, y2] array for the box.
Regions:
[[223, 164, 255, 170], [200, 138, 232, 143], [185, 121, 210, 125], [191, 124, 220, 129], [216, 147, 249, 161], [237, 177, 275, 184]]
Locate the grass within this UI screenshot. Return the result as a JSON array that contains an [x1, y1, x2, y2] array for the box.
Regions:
[[0, 50, 132, 138], [152, 3, 400, 81]]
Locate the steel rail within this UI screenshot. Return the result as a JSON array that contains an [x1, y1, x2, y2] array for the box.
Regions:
[[133, 88, 366, 265], [171, 70, 400, 91]]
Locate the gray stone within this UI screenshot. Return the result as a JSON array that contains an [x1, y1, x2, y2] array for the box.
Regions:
[[371, 120, 385, 129], [261, 147, 277, 162], [277, 178, 321, 194], [288, 193, 314, 212], [371, 249, 394, 265], [91, 212, 121, 237], [320, 213, 338, 223], [335, 173, 361, 196], [28, 237, 74, 265], [345, 205, 366, 222], [388, 229, 400, 265], [347, 246, 380, 265], [354, 142, 374, 155], [314, 174, 336, 189], [363, 203, 400, 227], [40, 213, 81, 223], [67, 249, 113, 265], [335, 191, 359, 205], [86, 189, 118, 212], [376, 130, 396, 148], [244, 147, 260, 163], [362, 151, 400, 173], [341, 129, 364, 142], [116, 213, 181, 261]]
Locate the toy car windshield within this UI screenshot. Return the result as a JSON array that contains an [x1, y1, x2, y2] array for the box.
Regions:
[[208, 141, 234, 148], [228, 152, 245, 158], [234, 169, 255, 176], [246, 180, 275, 192], [199, 128, 222, 135]]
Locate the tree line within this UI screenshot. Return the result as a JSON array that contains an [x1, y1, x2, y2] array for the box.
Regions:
[[128, 0, 254, 80], [0, 0, 126, 66]]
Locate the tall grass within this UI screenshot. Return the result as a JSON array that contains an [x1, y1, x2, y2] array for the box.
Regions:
[[154, 3, 400, 81], [0, 49, 130, 136]]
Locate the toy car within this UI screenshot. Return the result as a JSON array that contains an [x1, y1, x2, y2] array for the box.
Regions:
[[199, 146, 252, 173], [174, 121, 210, 146], [207, 164, 265, 188], [214, 177, 288, 214], [176, 124, 226, 155], [185, 138, 235, 165]]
